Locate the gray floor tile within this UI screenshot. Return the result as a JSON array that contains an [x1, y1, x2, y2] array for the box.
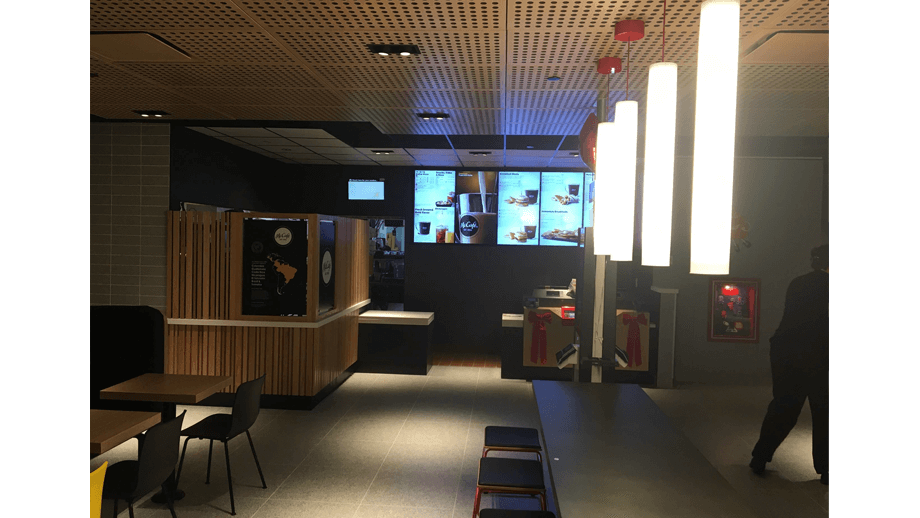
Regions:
[[271, 439, 391, 503], [362, 442, 464, 508], [354, 505, 455, 518], [251, 500, 359, 518]]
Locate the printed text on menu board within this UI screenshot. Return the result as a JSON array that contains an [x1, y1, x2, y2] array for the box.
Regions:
[[496, 171, 541, 246], [539, 172, 584, 246], [413, 170, 456, 243]]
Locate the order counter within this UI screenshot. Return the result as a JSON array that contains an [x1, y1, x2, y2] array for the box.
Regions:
[[356, 310, 434, 375]]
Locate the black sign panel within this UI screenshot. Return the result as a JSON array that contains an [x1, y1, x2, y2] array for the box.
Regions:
[[318, 220, 336, 314], [242, 219, 308, 316]]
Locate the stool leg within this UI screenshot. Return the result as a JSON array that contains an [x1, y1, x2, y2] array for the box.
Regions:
[[539, 491, 546, 511], [481, 447, 489, 458], [471, 487, 482, 518]]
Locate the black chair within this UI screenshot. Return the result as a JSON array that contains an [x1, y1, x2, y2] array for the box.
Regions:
[[479, 511, 556, 518], [102, 410, 187, 518], [175, 375, 267, 516]]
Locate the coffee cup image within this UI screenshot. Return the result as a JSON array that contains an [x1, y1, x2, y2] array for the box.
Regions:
[[568, 184, 580, 196], [458, 212, 497, 244], [417, 221, 431, 235], [525, 190, 539, 205]]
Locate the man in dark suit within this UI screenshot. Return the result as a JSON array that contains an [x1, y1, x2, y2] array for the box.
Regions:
[[750, 244, 829, 485]]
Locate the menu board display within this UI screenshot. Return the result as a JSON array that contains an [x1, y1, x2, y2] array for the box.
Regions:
[[497, 171, 541, 246], [455, 171, 499, 245], [539, 172, 584, 246], [413, 170, 456, 243]]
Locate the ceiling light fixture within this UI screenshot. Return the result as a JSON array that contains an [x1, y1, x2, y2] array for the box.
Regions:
[[600, 19, 644, 261], [641, 0, 678, 267], [417, 112, 450, 121], [367, 44, 421, 56], [592, 56, 622, 257], [569, 152, 580, 157], [132, 110, 169, 118], [689, 0, 740, 275], [469, 151, 492, 157], [371, 150, 394, 155]]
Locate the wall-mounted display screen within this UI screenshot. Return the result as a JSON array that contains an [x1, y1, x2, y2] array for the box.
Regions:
[[497, 171, 541, 245], [539, 172, 584, 246], [348, 179, 384, 200], [413, 170, 456, 243], [412, 170, 593, 246]]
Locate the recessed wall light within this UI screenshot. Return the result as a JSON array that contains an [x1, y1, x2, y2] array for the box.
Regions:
[[132, 110, 169, 118], [367, 44, 421, 56]]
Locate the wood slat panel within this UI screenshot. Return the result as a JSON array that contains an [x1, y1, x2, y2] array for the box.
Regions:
[[166, 211, 365, 398]]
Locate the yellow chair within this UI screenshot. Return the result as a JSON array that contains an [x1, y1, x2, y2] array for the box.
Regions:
[[90, 462, 108, 518]]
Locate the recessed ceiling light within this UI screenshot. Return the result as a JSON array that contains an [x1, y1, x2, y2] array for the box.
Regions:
[[469, 151, 492, 157], [570, 152, 580, 157], [367, 44, 421, 56], [526, 145, 535, 149], [371, 150, 394, 155], [132, 110, 170, 118], [547, 76, 561, 81], [417, 112, 449, 120]]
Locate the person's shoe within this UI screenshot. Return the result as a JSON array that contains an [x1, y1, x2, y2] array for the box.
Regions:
[[749, 457, 767, 474], [820, 473, 827, 485]]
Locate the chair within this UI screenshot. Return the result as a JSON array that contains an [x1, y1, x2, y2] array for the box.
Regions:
[[472, 457, 547, 518], [102, 410, 186, 518], [482, 426, 543, 462], [90, 462, 108, 518], [176, 375, 267, 516]]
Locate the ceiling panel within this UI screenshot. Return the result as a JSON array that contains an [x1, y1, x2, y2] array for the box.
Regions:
[[91, 0, 830, 165]]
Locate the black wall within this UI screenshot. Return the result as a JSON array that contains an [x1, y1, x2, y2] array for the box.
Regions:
[[169, 129, 586, 353]]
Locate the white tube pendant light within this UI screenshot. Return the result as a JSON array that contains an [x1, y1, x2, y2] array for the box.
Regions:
[[641, 0, 677, 267], [689, 0, 740, 275], [608, 99, 639, 261], [593, 120, 617, 256]]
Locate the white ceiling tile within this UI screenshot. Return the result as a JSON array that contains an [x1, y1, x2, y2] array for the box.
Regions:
[[288, 138, 351, 147], [406, 148, 457, 156]]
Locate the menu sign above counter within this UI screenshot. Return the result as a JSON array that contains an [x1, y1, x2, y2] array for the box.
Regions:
[[539, 172, 584, 246], [413, 170, 456, 243], [497, 171, 540, 246]]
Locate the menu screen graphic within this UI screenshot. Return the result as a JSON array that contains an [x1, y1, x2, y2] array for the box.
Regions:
[[583, 172, 595, 229], [497, 171, 540, 246], [413, 170, 456, 243], [455, 171, 499, 245], [539, 172, 584, 246], [348, 179, 384, 200]]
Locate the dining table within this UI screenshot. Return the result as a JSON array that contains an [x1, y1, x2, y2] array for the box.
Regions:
[[90, 409, 161, 456], [99, 373, 235, 502]]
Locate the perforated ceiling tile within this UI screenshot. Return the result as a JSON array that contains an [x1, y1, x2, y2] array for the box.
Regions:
[[507, 65, 601, 91], [90, 104, 230, 119], [238, 0, 504, 30], [738, 64, 828, 90], [156, 31, 297, 63], [91, 86, 201, 105], [208, 105, 364, 120], [90, 0, 257, 30], [737, 90, 828, 112], [340, 90, 502, 110], [506, 123, 587, 135], [507, 90, 598, 110], [276, 31, 503, 65], [268, 128, 336, 138], [175, 87, 347, 106], [774, 0, 828, 28], [510, 0, 703, 31], [314, 65, 501, 91], [118, 63, 327, 88]]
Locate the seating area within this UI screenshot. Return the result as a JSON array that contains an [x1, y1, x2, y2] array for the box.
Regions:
[[88, 362, 828, 518]]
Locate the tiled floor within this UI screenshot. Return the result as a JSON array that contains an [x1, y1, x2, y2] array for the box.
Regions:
[[91, 368, 828, 518]]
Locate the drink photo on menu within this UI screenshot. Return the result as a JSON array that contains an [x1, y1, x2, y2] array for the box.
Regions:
[[539, 171, 584, 246], [497, 171, 540, 246], [455, 171, 498, 245], [413, 170, 456, 244]]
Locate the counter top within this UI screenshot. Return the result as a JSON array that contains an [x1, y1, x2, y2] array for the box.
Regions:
[[359, 310, 434, 326]]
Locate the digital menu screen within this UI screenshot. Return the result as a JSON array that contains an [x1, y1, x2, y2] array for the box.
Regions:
[[413, 170, 456, 243], [348, 179, 384, 200], [539, 172, 584, 246], [497, 171, 541, 246], [455, 171, 499, 245]]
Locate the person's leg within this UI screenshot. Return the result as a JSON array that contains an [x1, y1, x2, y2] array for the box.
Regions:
[[751, 394, 807, 465], [809, 392, 829, 476]]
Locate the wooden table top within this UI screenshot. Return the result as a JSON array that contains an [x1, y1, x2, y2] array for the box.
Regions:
[[532, 380, 759, 518], [90, 409, 160, 455], [99, 373, 234, 404]]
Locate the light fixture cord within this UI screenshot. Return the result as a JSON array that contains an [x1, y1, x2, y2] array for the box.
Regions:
[[627, 39, 630, 100], [663, 0, 666, 62]]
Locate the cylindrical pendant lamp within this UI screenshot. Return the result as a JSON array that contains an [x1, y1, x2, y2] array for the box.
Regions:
[[607, 100, 639, 261], [641, 62, 678, 267], [689, 0, 740, 275], [593, 120, 617, 256]]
